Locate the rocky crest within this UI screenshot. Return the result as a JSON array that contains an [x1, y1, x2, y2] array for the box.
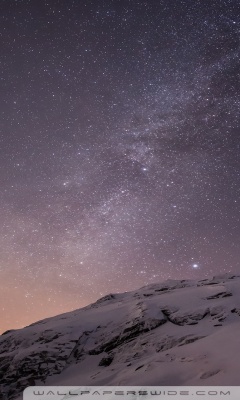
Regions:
[[1, 273, 240, 400]]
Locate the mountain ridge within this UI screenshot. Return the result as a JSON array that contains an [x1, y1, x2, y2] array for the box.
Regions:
[[1, 273, 240, 400]]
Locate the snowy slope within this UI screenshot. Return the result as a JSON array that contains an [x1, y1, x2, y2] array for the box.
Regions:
[[1, 273, 240, 400]]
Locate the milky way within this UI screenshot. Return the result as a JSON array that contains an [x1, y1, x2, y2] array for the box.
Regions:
[[1, 0, 240, 333]]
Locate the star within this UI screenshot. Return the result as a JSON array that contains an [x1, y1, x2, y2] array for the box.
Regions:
[[192, 264, 199, 269]]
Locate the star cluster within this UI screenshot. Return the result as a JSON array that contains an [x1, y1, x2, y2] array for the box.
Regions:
[[1, 0, 240, 333]]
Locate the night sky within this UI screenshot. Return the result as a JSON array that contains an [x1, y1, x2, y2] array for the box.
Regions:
[[1, 0, 240, 333]]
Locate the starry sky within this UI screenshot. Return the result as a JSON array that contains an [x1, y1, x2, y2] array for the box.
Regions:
[[1, 0, 240, 334]]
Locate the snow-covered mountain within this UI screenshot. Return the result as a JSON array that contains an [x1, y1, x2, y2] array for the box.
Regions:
[[1, 273, 240, 400]]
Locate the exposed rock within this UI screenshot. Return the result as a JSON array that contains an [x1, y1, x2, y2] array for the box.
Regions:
[[99, 356, 114, 366], [1, 274, 240, 399]]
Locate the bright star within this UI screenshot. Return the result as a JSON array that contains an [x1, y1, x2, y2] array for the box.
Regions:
[[192, 264, 199, 268]]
